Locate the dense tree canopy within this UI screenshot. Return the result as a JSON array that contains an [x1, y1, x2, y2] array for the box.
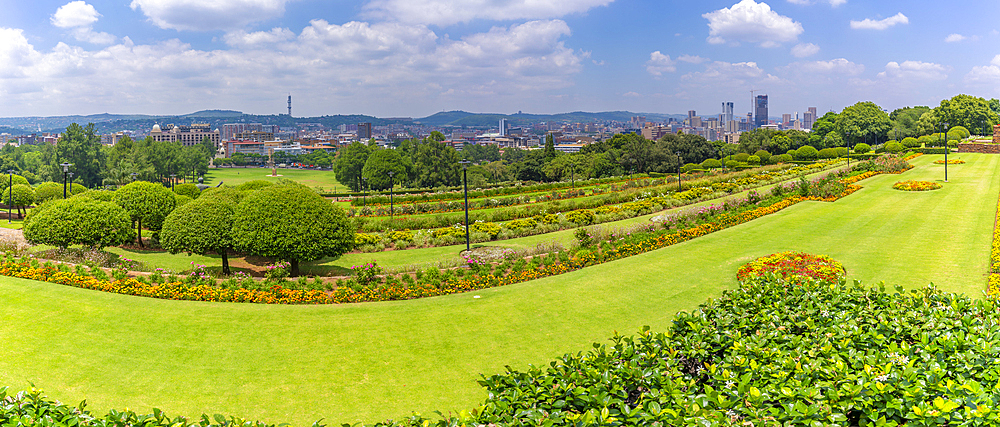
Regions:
[[362, 148, 408, 191], [161, 197, 237, 275], [836, 101, 892, 146], [113, 181, 176, 246], [24, 198, 134, 249], [934, 94, 999, 135], [334, 141, 371, 192]]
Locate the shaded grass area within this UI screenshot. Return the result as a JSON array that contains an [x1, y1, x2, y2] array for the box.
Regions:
[[0, 154, 994, 425]]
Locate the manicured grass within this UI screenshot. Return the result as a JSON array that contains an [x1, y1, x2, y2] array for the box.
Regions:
[[0, 153, 993, 426], [203, 167, 347, 192]]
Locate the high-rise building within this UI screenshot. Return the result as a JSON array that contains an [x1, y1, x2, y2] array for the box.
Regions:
[[755, 95, 768, 128], [358, 123, 373, 140], [803, 107, 817, 130], [722, 102, 734, 125], [688, 110, 697, 120], [782, 114, 791, 128], [499, 118, 508, 136]]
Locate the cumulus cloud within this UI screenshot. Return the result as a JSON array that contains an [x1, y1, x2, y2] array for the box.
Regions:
[[786, 0, 845, 6], [965, 55, 1000, 84], [850, 13, 908, 30], [645, 51, 676, 76], [362, 0, 614, 26], [681, 61, 781, 89], [51, 1, 116, 44], [678, 54, 708, 64], [703, 0, 803, 47], [944, 34, 966, 43], [0, 19, 585, 115], [790, 42, 819, 57], [877, 61, 948, 80], [785, 58, 863, 75], [130, 0, 290, 31]]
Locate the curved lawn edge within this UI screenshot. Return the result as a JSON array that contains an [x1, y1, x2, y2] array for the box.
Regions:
[[0, 159, 916, 305]]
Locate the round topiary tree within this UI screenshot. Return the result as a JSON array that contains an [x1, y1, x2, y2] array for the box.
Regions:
[[23, 198, 134, 249], [794, 145, 819, 161], [700, 158, 723, 169], [753, 150, 771, 165], [818, 148, 839, 159], [74, 189, 115, 202], [232, 183, 354, 276], [235, 180, 274, 192], [0, 174, 29, 194], [173, 183, 201, 199], [853, 143, 872, 154], [901, 137, 920, 148], [746, 155, 761, 165], [113, 181, 176, 247], [161, 197, 237, 275], [884, 141, 904, 153], [199, 187, 249, 205], [733, 152, 751, 163], [3, 184, 34, 219], [949, 125, 970, 139], [774, 153, 793, 163], [34, 182, 64, 204], [174, 194, 192, 207]]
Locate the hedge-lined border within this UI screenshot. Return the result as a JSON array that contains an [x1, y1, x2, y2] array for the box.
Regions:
[[0, 157, 918, 305], [988, 188, 1000, 296]]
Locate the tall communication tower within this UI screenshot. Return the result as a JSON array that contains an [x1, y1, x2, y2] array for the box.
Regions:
[[287, 95, 292, 117]]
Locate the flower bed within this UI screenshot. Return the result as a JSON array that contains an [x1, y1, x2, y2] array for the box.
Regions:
[[893, 180, 942, 191], [934, 159, 965, 164], [0, 160, 913, 305], [736, 251, 846, 284], [989, 190, 1000, 296]]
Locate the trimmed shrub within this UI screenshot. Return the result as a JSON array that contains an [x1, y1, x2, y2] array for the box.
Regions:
[[724, 159, 739, 169], [901, 137, 920, 148], [74, 189, 115, 202], [817, 148, 839, 159], [23, 198, 134, 249], [700, 158, 723, 169], [161, 197, 237, 274], [753, 150, 771, 164], [34, 182, 64, 203], [774, 153, 793, 163], [113, 181, 177, 246], [0, 174, 29, 193], [732, 153, 750, 163], [746, 155, 760, 165], [853, 143, 871, 154], [174, 194, 193, 207], [949, 125, 970, 139], [883, 141, 904, 153], [793, 145, 819, 161], [173, 183, 201, 199]]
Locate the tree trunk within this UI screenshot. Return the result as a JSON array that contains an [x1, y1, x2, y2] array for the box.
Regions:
[[221, 249, 230, 275], [290, 259, 300, 277], [137, 218, 144, 247]]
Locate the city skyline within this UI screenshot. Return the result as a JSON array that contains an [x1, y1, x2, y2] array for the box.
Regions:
[[2, 0, 999, 118]]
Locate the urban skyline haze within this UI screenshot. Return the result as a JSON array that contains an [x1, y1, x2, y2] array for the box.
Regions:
[[2, 0, 999, 119]]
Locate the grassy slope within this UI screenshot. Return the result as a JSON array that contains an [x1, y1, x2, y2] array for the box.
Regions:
[[202, 167, 346, 192], [0, 153, 993, 425]]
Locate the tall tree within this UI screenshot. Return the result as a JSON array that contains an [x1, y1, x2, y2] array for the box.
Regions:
[[413, 140, 461, 188], [934, 94, 999, 135], [334, 141, 371, 192], [48, 123, 106, 188], [361, 148, 407, 191], [836, 102, 892, 146]]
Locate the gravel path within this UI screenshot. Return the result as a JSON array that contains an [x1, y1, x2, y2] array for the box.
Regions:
[[0, 228, 27, 245]]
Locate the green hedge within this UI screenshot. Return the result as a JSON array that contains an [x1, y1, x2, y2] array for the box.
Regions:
[[915, 148, 950, 154]]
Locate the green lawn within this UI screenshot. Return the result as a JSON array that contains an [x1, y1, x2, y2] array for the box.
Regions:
[[203, 167, 346, 192], [0, 153, 993, 425]]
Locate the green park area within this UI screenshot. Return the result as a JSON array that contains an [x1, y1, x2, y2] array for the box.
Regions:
[[0, 152, 997, 425], [202, 167, 348, 193]]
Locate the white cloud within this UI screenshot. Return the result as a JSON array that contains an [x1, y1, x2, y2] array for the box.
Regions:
[[51, 1, 116, 44], [790, 42, 819, 57], [681, 61, 781, 87], [678, 54, 708, 64], [362, 0, 614, 26], [786, 58, 863, 75], [130, 0, 289, 31], [850, 13, 908, 30], [965, 55, 1000, 84], [703, 0, 803, 47], [877, 60, 948, 80], [52, 1, 100, 28], [945, 33, 966, 43], [828, 0, 846, 6], [0, 20, 585, 116], [646, 51, 676, 76]]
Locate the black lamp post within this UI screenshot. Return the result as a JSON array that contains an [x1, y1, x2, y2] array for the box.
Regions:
[[6, 170, 12, 223], [170, 174, 176, 191], [59, 162, 72, 198], [844, 131, 851, 170], [388, 171, 394, 219], [362, 177, 368, 207], [131, 172, 138, 182], [460, 160, 472, 252], [68, 173, 75, 194], [941, 121, 949, 182], [676, 151, 682, 192]]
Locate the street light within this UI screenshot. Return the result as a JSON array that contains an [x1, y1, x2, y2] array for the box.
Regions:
[[844, 131, 851, 170], [676, 151, 683, 192], [388, 171, 395, 219], [170, 174, 176, 191], [941, 121, 949, 182], [6, 170, 13, 223], [59, 162, 72, 198], [130, 172, 138, 182], [68, 173, 75, 194], [460, 160, 472, 252]]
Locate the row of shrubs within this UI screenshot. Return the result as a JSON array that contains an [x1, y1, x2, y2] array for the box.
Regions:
[[353, 162, 843, 249], [348, 174, 633, 206]]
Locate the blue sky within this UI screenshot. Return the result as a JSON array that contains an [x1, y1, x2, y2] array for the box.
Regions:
[[1, 0, 999, 119]]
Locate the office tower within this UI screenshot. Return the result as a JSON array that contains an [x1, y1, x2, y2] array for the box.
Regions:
[[803, 107, 817, 130], [782, 114, 791, 128], [722, 102, 734, 125], [499, 118, 508, 136], [358, 123, 372, 139], [755, 95, 768, 128]]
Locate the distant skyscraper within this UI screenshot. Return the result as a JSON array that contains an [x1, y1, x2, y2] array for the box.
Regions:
[[803, 107, 817, 130], [688, 110, 697, 120], [755, 95, 769, 128], [722, 102, 734, 125], [499, 118, 508, 136], [782, 114, 791, 127], [358, 122, 372, 139]]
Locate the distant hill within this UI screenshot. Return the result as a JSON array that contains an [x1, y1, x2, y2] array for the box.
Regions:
[[416, 110, 687, 127]]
